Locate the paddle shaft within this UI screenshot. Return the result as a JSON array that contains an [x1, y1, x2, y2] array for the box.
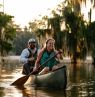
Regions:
[[28, 51, 61, 76], [11, 51, 61, 86]]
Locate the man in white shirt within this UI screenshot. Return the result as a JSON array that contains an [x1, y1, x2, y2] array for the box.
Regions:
[[20, 38, 39, 75]]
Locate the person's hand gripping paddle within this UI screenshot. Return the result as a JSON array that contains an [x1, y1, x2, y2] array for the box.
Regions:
[[11, 51, 62, 86]]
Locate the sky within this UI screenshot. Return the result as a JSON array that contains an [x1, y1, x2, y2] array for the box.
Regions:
[[0, 0, 95, 28], [81, 0, 95, 23], [0, 0, 63, 28]]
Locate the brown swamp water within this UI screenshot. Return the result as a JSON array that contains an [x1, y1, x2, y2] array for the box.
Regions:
[[0, 56, 95, 97]]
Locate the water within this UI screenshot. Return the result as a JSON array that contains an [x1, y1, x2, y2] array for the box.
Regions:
[[0, 56, 95, 97]]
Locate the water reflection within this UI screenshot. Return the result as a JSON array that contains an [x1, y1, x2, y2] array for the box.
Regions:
[[0, 57, 95, 97], [66, 62, 95, 97], [0, 57, 22, 97], [34, 88, 66, 97], [15, 85, 35, 97], [14, 85, 67, 97]]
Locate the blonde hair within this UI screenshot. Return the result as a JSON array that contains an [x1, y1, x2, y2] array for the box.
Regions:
[[46, 38, 55, 44], [43, 38, 55, 48], [35, 38, 55, 65]]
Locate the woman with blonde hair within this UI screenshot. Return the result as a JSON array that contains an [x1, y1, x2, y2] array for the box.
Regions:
[[33, 38, 62, 74]]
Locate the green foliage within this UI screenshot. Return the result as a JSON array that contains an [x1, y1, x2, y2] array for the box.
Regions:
[[48, 17, 63, 49], [48, 17, 61, 31], [4, 25, 16, 41], [87, 21, 95, 44], [28, 22, 38, 32], [0, 12, 16, 56], [1, 40, 13, 53], [36, 29, 46, 37], [0, 12, 13, 27], [87, 21, 95, 56], [62, 6, 88, 61], [13, 31, 36, 55]]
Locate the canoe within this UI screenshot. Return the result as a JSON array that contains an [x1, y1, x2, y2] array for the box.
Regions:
[[32, 65, 67, 89]]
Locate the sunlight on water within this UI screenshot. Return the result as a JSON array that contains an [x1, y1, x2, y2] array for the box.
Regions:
[[0, 57, 95, 97], [11, 71, 23, 81], [3, 87, 22, 97], [3, 56, 20, 60]]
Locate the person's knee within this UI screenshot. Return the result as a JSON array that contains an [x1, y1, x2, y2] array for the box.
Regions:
[[22, 64, 31, 75], [39, 67, 49, 75], [24, 63, 28, 67], [52, 65, 58, 70]]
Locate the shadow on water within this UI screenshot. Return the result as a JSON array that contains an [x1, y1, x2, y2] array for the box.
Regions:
[[0, 57, 66, 97], [15, 85, 67, 97], [0, 56, 95, 97], [15, 85, 35, 97], [35, 87, 67, 97], [0, 57, 22, 97], [66, 62, 95, 97]]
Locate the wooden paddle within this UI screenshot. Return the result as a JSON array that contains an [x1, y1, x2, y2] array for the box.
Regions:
[[11, 51, 62, 86]]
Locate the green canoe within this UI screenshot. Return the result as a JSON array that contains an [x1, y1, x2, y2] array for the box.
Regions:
[[32, 65, 67, 89]]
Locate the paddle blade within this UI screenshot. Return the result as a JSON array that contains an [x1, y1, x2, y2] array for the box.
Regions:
[[11, 75, 29, 86]]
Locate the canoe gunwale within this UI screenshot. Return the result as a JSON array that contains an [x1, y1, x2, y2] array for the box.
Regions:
[[35, 65, 66, 76], [31, 65, 67, 89]]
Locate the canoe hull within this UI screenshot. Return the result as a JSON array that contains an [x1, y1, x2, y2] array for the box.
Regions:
[[32, 65, 67, 89]]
